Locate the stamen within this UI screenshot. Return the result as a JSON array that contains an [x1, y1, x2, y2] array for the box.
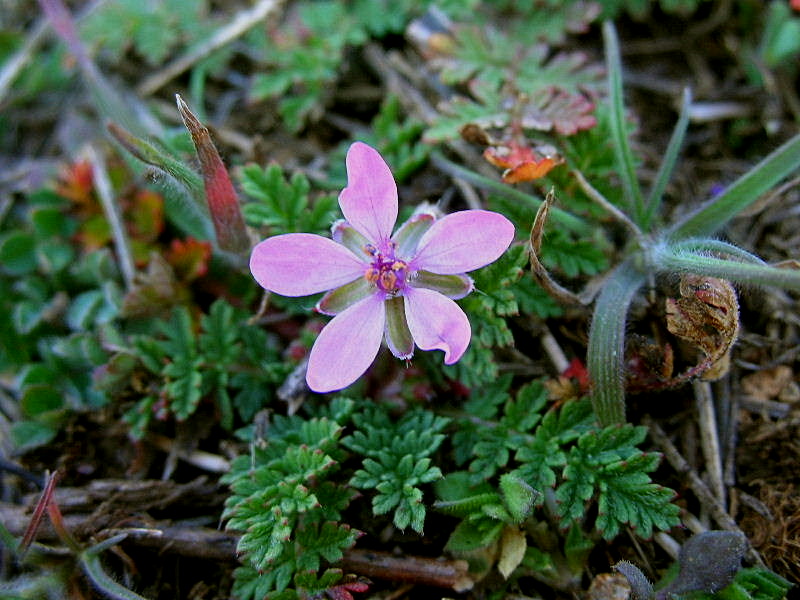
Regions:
[[364, 267, 379, 283]]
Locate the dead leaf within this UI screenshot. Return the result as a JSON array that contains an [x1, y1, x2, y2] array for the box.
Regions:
[[665, 274, 739, 381], [587, 572, 632, 600], [483, 140, 564, 183], [497, 526, 526, 579], [741, 366, 796, 403]]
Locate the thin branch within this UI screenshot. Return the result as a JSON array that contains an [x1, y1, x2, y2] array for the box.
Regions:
[[528, 188, 586, 306], [572, 168, 646, 247], [693, 381, 726, 509], [136, 0, 285, 96], [643, 416, 764, 566], [87, 146, 136, 289]]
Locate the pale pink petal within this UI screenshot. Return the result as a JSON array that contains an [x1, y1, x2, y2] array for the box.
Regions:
[[306, 294, 386, 392], [250, 233, 365, 296], [338, 142, 398, 245], [411, 210, 515, 274], [404, 287, 471, 364]]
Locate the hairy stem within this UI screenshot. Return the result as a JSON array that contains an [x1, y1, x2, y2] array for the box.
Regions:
[[655, 247, 800, 291], [587, 262, 647, 425]]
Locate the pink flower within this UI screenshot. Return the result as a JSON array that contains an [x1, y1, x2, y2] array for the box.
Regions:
[[250, 142, 515, 392]]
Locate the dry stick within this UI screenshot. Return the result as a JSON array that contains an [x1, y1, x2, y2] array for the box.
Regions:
[[572, 169, 646, 248], [0, 503, 473, 590], [0, 18, 49, 102], [87, 146, 136, 289], [644, 416, 735, 529], [528, 189, 585, 306], [643, 416, 765, 567], [693, 380, 726, 509], [136, 0, 285, 96], [340, 549, 473, 592], [540, 326, 570, 374]]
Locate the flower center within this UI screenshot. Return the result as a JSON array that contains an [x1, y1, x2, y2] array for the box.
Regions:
[[363, 242, 408, 295]]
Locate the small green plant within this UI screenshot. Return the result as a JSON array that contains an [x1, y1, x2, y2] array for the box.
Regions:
[[105, 299, 287, 437], [342, 407, 448, 533], [527, 22, 800, 425], [250, 0, 423, 131], [0, 188, 122, 451], [437, 379, 679, 589], [222, 398, 448, 598], [240, 163, 338, 236]]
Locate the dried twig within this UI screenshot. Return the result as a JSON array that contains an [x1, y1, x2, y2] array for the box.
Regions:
[[136, 0, 285, 96], [529, 189, 585, 306], [643, 416, 765, 566], [645, 416, 734, 528], [693, 380, 726, 508], [540, 325, 570, 374], [87, 146, 136, 289], [340, 549, 473, 592]]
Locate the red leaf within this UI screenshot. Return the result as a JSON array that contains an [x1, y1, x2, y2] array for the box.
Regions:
[[483, 140, 564, 183]]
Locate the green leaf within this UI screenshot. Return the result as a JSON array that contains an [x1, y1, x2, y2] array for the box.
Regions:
[[595, 453, 679, 539], [667, 132, 800, 240], [0, 231, 38, 275], [66, 290, 105, 331], [445, 518, 504, 553], [30, 206, 74, 237], [343, 406, 447, 533], [540, 230, 608, 277], [20, 384, 63, 417], [11, 420, 58, 451], [294, 522, 360, 572], [499, 474, 537, 524], [241, 164, 337, 235], [602, 20, 644, 221], [12, 300, 47, 334]]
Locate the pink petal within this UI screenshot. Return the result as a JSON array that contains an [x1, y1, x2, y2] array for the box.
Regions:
[[412, 210, 515, 274], [250, 233, 365, 296], [338, 142, 398, 245], [404, 287, 471, 364], [306, 294, 386, 392]]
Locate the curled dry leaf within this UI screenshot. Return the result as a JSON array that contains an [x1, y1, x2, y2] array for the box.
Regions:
[[665, 274, 740, 381], [483, 139, 564, 183]]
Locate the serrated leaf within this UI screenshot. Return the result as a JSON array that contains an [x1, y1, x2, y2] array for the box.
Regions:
[[540, 231, 608, 278], [295, 522, 360, 572], [556, 455, 596, 523]]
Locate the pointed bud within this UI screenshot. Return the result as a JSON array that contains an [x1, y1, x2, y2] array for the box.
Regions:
[[176, 95, 250, 255]]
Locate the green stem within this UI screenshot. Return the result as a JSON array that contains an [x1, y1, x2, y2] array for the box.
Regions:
[[430, 150, 589, 235], [602, 21, 644, 223], [667, 132, 800, 240], [654, 247, 800, 291], [81, 548, 151, 600], [669, 238, 766, 264], [587, 262, 646, 425], [644, 87, 692, 231]]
